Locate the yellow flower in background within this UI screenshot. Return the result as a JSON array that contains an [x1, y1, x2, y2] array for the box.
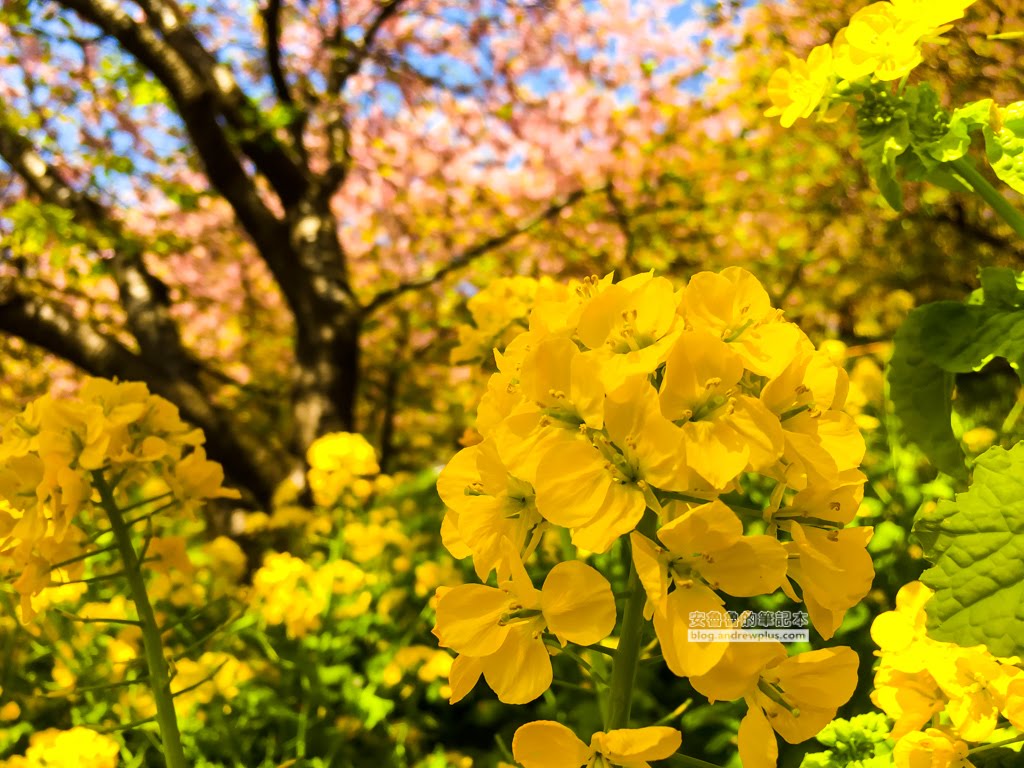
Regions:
[[0, 378, 237, 618], [172, 652, 253, 721], [1, 727, 120, 768], [934, 648, 1022, 742], [306, 431, 379, 508], [765, 44, 836, 128], [342, 519, 410, 563], [512, 721, 681, 768], [450, 276, 543, 365], [251, 551, 331, 638], [893, 728, 973, 768], [202, 535, 248, 587], [889, 0, 977, 27]]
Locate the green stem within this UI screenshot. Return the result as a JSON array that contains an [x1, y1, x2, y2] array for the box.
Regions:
[[950, 157, 1024, 239], [968, 732, 1024, 754], [605, 509, 657, 730], [93, 472, 187, 768], [666, 754, 725, 768]]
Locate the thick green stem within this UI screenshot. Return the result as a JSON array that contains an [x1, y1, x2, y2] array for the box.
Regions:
[[605, 509, 657, 730], [93, 473, 187, 768], [950, 157, 1024, 240]]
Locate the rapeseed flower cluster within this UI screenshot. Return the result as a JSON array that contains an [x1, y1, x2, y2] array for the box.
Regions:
[[305, 431, 380, 507], [251, 551, 371, 639], [871, 581, 1024, 767], [434, 268, 872, 767], [766, 0, 978, 126], [0, 378, 238, 619], [0, 727, 120, 768]]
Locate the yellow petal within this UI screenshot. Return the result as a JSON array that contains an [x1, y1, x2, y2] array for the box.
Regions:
[[541, 561, 616, 646], [690, 642, 787, 703], [654, 585, 728, 678], [630, 532, 670, 619], [441, 510, 473, 560], [727, 396, 785, 472], [738, 705, 778, 768], [680, 419, 749, 489], [570, 481, 646, 554], [433, 584, 510, 656], [657, 500, 742, 556], [593, 726, 681, 763], [732, 322, 810, 378], [512, 721, 591, 768], [534, 439, 612, 528], [772, 646, 859, 706], [699, 535, 788, 598], [482, 627, 552, 704], [448, 654, 483, 704], [660, 331, 743, 421]]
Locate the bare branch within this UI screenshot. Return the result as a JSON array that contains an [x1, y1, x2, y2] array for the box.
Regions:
[[55, 0, 304, 226], [363, 187, 591, 312], [133, 0, 309, 202], [262, 0, 294, 107], [321, 0, 406, 191], [328, 0, 406, 93]]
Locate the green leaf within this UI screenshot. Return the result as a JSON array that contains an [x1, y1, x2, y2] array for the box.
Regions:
[[918, 443, 1024, 657], [924, 99, 993, 163], [887, 269, 1024, 479], [886, 309, 961, 479], [984, 101, 1024, 194], [129, 78, 167, 107], [859, 104, 911, 210], [980, 266, 1024, 309]]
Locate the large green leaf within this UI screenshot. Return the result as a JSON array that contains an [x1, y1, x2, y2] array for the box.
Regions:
[[887, 268, 1024, 480], [886, 309, 961, 478], [916, 443, 1024, 657], [984, 102, 1024, 195]]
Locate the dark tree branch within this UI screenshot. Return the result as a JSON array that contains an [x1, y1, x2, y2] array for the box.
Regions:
[[56, 0, 304, 226], [604, 180, 639, 275], [0, 292, 282, 503], [328, 0, 405, 93], [320, 0, 405, 192], [0, 110, 196, 377], [133, 0, 310, 203], [262, 0, 294, 107], [51, 0, 326, 326], [363, 187, 590, 313]]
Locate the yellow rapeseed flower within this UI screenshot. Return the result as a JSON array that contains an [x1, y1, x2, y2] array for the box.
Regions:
[[512, 721, 681, 768], [765, 44, 836, 128]]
